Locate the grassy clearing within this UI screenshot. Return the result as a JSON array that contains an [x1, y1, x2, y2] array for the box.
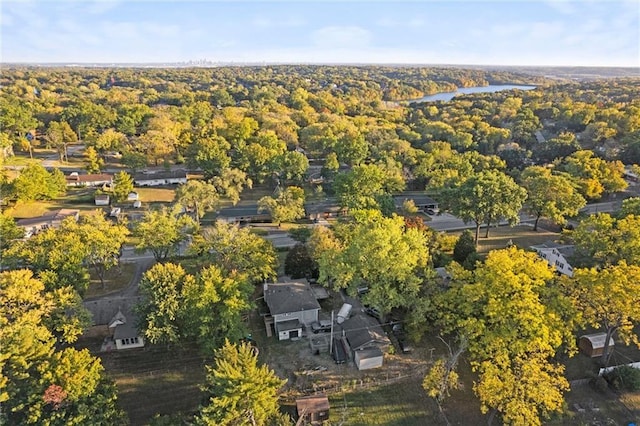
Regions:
[[134, 187, 176, 203], [449, 224, 562, 255], [98, 346, 207, 426], [84, 262, 137, 299]]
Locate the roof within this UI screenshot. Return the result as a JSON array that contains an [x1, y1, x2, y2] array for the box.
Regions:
[[264, 282, 321, 316], [106, 308, 141, 340], [304, 200, 344, 215], [392, 194, 438, 207], [133, 170, 187, 181], [95, 194, 110, 200], [66, 173, 113, 183], [16, 209, 80, 227], [341, 314, 390, 351], [530, 241, 575, 257], [355, 347, 384, 360], [296, 394, 330, 414], [580, 333, 615, 349], [276, 319, 301, 332]]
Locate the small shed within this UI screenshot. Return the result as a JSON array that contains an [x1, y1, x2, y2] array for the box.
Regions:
[[296, 394, 330, 424], [127, 192, 139, 201], [95, 194, 110, 206], [354, 347, 384, 370], [579, 333, 615, 358]]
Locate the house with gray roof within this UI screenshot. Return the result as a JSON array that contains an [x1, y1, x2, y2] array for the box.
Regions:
[[263, 281, 320, 340], [341, 314, 391, 352], [530, 241, 575, 277]]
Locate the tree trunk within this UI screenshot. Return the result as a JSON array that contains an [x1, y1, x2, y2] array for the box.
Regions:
[[533, 214, 541, 232], [601, 326, 617, 367], [475, 223, 481, 245], [484, 220, 492, 238]]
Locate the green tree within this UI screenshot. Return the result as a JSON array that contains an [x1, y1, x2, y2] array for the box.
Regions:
[[12, 163, 66, 202], [452, 230, 477, 265], [520, 166, 586, 231], [137, 262, 194, 345], [211, 168, 252, 205], [334, 164, 405, 213], [197, 341, 287, 426], [0, 213, 22, 253], [258, 186, 305, 225], [95, 128, 127, 153], [175, 180, 219, 226], [561, 263, 640, 366], [284, 243, 318, 279], [135, 205, 196, 261], [76, 213, 129, 288], [112, 171, 134, 203], [84, 146, 104, 174], [45, 121, 77, 162], [440, 170, 527, 243], [186, 135, 232, 180], [0, 270, 125, 425], [620, 197, 640, 217], [189, 221, 278, 283], [559, 150, 627, 200]]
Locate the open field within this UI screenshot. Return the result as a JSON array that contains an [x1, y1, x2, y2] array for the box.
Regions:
[[96, 345, 207, 426], [451, 223, 563, 255], [134, 187, 177, 204]]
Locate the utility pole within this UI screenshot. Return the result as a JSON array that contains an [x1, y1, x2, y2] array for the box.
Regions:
[[329, 310, 334, 355]]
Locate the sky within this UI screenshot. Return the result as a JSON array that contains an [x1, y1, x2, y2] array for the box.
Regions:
[[1, 0, 639, 67]]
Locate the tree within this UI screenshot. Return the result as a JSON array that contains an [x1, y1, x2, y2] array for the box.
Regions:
[[440, 170, 527, 243], [334, 164, 404, 213], [559, 150, 627, 200], [0, 213, 22, 253], [442, 248, 572, 425], [95, 128, 127, 153], [45, 121, 77, 162], [284, 243, 318, 279], [561, 263, 640, 366], [112, 171, 134, 203], [189, 221, 278, 283], [137, 263, 194, 345], [135, 205, 196, 262], [197, 341, 287, 426], [315, 211, 430, 316], [182, 266, 254, 352], [84, 146, 104, 174], [0, 270, 126, 425], [76, 213, 129, 288], [186, 135, 231, 180], [520, 166, 586, 231], [568, 213, 640, 268], [452, 230, 476, 265], [620, 197, 640, 217], [175, 180, 219, 226], [257, 186, 305, 225], [12, 163, 66, 202], [210, 168, 252, 205]]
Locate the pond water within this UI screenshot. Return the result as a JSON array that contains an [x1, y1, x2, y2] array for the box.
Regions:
[[410, 84, 536, 103]]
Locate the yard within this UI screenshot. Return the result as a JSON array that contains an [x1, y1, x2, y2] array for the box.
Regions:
[[84, 262, 137, 299]]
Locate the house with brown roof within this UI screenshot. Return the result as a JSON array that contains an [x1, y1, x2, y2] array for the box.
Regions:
[[66, 173, 113, 187], [296, 394, 330, 424]]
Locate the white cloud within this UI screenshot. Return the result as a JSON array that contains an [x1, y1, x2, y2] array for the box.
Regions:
[[311, 26, 372, 48], [251, 16, 305, 28]]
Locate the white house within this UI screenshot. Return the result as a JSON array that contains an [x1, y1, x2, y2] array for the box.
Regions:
[[530, 241, 575, 277], [95, 194, 110, 206], [108, 309, 145, 350], [263, 281, 320, 341], [133, 170, 187, 187], [66, 172, 113, 187]]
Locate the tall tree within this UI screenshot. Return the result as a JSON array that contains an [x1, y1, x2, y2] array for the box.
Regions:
[[197, 341, 287, 426], [441, 248, 572, 425], [189, 221, 277, 283], [45, 121, 77, 162], [210, 168, 252, 205], [440, 170, 527, 243], [561, 263, 640, 366], [135, 205, 196, 262], [112, 171, 134, 203], [520, 166, 586, 231], [12, 163, 66, 202], [559, 150, 627, 200], [257, 186, 305, 226], [334, 163, 404, 214], [84, 146, 104, 174], [175, 180, 219, 226]]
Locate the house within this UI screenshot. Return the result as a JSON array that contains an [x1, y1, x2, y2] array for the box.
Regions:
[[16, 209, 80, 238], [392, 194, 439, 213], [304, 200, 347, 221], [296, 394, 330, 424], [217, 204, 270, 224], [530, 241, 575, 277], [133, 170, 187, 187], [108, 309, 145, 350], [263, 281, 320, 340], [341, 314, 391, 353], [127, 192, 139, 201], [95, 194, 110, 206], [579, 333, 615, 358], [66, 172, 113, 187]]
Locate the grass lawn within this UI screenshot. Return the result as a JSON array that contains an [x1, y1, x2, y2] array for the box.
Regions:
[[84, 262, 137, 299], [135, 187, 176, 203], [98, 346, 207, 426], [451, 224, 562, 255]]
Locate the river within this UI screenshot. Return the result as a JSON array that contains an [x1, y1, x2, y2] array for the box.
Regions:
[[409, 84, 536, 103]]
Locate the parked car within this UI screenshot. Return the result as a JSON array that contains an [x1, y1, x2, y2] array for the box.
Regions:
[[332, 338, 347, 364], [363, 306, 381, 321], [310, 320, 332, 334], [397, 336, 413, 354], [357, 286, 369, 296]]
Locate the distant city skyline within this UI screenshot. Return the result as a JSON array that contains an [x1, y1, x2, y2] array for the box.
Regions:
[[2, 0, 639, 67]]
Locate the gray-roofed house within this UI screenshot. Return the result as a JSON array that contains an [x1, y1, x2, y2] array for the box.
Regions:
[[341, 314, 391, 353], [263, 282, 320, 340], [304, 200, 347, 221], [392, 194, 439, 212], [530, 241, 575, 277], [108, 308, 145, 350], [16, 208, 80, 238], [217, 204, 270, 224]]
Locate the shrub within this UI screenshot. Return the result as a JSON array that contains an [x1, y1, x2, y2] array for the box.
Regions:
[[604, 366, 640, 392]]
